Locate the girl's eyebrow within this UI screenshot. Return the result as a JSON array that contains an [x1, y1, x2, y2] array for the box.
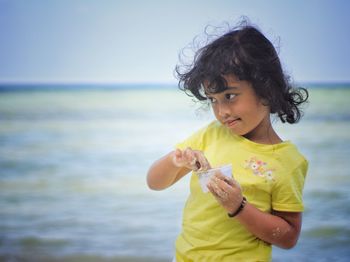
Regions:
[[205, 86, 239, 96], [226, 86, 239, 90]]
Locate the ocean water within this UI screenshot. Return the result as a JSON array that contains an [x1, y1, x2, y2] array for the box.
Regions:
[[0, 84, 349, 262]]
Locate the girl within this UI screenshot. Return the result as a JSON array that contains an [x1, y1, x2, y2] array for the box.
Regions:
[[147, 21, 309, 261]]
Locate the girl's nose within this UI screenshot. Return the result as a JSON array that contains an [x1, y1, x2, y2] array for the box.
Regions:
[[217, 102, 231, 118]]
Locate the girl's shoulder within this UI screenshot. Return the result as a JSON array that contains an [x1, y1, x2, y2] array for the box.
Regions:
[[238, 138, 308, 172], [266, 142, 308, 177], [276, 141, 307, 163], [195, 120, 225, 137]]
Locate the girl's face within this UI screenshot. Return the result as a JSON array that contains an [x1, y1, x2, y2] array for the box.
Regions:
[[205, 75, 273, 143]]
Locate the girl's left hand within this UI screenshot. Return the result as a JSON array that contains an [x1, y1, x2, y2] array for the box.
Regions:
[[207, 172, 243, 214]]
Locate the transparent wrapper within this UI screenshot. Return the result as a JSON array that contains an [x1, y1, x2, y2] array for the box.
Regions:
[[196, 164, 232, 193]]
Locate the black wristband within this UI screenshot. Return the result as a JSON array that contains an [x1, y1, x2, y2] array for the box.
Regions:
[[228, 197, 247, 218]]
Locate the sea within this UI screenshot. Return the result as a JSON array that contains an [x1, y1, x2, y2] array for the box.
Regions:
[[0, 83, 349, 262]]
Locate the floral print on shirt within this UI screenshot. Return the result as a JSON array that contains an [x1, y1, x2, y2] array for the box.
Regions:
[[244, 156, 275, 182]]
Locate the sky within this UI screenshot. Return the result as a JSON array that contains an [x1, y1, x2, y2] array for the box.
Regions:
[[0, 0, 349, 84]]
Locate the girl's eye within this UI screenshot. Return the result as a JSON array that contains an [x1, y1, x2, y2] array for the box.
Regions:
[[208, 97, 217, 104], [225, 94, 236, 100]]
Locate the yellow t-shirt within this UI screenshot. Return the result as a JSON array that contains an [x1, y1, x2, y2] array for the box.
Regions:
[[174, 121, 308, 262]]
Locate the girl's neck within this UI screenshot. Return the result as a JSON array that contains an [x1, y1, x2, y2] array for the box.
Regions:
[[243, 116, 282, 145]]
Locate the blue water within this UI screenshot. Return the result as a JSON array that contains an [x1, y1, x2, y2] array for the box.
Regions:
[[0, 84, 350, 261]]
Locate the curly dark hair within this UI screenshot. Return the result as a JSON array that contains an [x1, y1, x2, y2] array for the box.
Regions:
[[175, 22, 309, 124]]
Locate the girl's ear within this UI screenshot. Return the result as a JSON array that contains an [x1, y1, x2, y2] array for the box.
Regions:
[[260, 98, 269, 107], [260, 98, 274, 113]]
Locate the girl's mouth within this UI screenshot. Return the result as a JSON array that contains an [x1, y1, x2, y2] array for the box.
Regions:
[[225, 118, 241, 127]]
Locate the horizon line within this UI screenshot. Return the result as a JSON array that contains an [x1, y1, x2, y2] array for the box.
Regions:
[[0, 80, 178, 86], [1, 79, 350, 85]]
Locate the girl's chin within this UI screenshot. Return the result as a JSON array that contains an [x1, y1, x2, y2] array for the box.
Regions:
[[226, 126, 246, 136], [221, 121, 244, 135]]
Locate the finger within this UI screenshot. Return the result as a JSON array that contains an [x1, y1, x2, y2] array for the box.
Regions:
[[174, 149, 183, 162], [208, 178, 229, 200], [172, 149, 182, 166], [199, 152, 211, 170], [174, 148, 190, 166], [174, 148, 182, 158], [183, 148, 190, 160], [185, 148, 202, 171], [213, 171, 235, 186], [216, 175, 242, 195], [190, 152, 201, 170], [212, 176, 243, 203], [207, 182, 221, 199], [194, 152, 208, 171], [212, 176, 232, 191], [184, 148, 194, 162]]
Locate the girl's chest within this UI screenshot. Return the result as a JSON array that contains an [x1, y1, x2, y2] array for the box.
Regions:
[[203, 141, 281, 211]]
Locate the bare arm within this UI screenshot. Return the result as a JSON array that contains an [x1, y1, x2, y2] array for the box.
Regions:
[[146, 151, 190, 190], [208, 172, 302, 249], [236, 204, 302, 249], [147, 148, 211, 191]]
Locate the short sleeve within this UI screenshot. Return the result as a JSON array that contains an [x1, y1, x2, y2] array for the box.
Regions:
[[175, 124, 209, 152], [272, 159, 308, 212]]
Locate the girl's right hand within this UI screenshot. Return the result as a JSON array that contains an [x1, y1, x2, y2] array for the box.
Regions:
[[172, 147, 211, 171]]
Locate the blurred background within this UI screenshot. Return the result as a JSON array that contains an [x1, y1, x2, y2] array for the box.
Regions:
[[1, 1, 349, 261]]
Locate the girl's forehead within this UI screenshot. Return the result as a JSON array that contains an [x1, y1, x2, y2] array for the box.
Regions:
[[224, 74, 241, 82], [204, 86, 239, 96], [203, 74, 241, 86], [202, 75, 244, 91]]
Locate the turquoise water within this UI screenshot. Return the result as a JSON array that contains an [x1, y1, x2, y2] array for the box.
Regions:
[[0, 84, 350, 261]]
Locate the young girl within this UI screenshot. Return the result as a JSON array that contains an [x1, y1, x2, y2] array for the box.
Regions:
[[147, 21, 309, 261]]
